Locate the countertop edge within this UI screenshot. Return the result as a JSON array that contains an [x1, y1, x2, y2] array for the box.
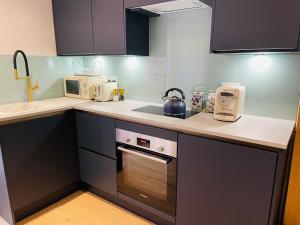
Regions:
[[0, 98, 294, 151], [74, 106, 293, 151], [0, 106, 73, 125]]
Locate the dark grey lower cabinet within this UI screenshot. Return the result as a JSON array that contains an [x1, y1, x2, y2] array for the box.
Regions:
[[0, 112, 80, 221], [76, 112, 116, 159], [176, 134, 278, 225], [79, 148, 117, 196]]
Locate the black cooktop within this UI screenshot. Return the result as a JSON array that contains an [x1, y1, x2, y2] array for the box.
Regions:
[[132, 105, 198, 119]]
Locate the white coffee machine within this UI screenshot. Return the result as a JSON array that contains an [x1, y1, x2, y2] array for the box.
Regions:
[[214, 84, 246, 122]]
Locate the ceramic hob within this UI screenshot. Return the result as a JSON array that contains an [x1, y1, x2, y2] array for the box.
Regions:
[[132, 105, 197, 119]]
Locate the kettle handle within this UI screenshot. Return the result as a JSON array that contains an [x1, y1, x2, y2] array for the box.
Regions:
[[163, 88, 186, 100]]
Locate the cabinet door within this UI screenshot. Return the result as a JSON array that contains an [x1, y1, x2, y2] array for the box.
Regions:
[[52, 0, 94, 55], [212, 0, 300, 52], [177, 134, 277, 225], [92, 0, 126, 54], [125, 0, 174, 8], [0, 112, 80, 221], [79, 148, 117, 196], [76, 112, 116, 158]]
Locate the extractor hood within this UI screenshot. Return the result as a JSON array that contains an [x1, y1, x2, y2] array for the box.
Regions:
[[133, 0, 209, 15]]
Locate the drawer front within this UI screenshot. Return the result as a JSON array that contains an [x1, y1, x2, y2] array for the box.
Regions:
[[79, 148, 117, 196], [76, 112, 116, 158], [116, 120, 177, 142]]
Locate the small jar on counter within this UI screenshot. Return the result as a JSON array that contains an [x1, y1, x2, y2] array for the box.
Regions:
[[119, 88, 125, 101], [204, 90, 216, 113], [113, 89, 119, 102], [191, 91, 205, 112]]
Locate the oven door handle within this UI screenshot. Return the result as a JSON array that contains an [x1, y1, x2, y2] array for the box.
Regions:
[[117, 146, 169, 164]]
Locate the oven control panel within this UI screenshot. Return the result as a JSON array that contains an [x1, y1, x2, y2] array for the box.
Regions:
[[116, 128, 177, 158]]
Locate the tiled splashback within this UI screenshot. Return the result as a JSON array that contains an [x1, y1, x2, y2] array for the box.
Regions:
[[0, 7, 300, 120], [0, 56, 81, 103], [82, 56, 168, 103], [84, 8, 300, 120]]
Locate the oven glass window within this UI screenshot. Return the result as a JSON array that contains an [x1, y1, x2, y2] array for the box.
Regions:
[[66, 80, 80, 95], [117, 148, 177, 216]]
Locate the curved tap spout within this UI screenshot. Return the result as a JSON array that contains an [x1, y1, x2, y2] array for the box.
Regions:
[[13, 50, 30, 77], [12, 50, 39, 102]]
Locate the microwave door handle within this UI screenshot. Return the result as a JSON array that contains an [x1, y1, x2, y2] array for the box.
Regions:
[[117, 146, 169, 164]]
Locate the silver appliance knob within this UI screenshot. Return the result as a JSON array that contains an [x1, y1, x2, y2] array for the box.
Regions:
[[158, 146, 165, 152]]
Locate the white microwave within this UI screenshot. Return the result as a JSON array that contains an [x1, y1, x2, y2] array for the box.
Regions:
[[64, 75, 107, 99]]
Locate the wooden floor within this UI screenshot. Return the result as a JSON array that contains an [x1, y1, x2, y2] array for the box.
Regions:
[[15, 191, 155, 225]]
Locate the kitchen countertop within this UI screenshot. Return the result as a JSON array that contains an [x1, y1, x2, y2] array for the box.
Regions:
[[0, 97, 295, 150], [0, 97, 90, 123]]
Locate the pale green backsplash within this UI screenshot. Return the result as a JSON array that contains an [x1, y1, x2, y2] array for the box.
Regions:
[[1, 7, 300, 120], [0, 56, 82, 103], [84, 8, 300, 120]]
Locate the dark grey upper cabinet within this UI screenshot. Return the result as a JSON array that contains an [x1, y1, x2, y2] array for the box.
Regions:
[[52, 0, 150, 56], [124, 0, 173, 8], [212, 0, 300, 52], [76, 112, 116, 159], [52, 0, 94, 55], [93, 0, 126, 54], [126, 10, 149, 55], [177, 134, 278, 225]]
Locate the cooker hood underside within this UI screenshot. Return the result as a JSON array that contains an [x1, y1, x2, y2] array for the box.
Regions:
[[132, 0, 209, 15]]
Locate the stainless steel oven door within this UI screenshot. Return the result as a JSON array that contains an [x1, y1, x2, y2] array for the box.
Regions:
[[117, 145, 177, 216]]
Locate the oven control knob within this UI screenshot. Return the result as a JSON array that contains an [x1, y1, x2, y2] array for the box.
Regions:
[[125, 138, 131, 143], [158, 146, 165, 152]]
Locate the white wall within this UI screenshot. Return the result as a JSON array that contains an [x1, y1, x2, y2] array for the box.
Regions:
[[0, 0, 56, 56]]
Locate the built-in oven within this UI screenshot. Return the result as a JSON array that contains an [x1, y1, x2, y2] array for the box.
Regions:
[[116, 128, 177, 217]]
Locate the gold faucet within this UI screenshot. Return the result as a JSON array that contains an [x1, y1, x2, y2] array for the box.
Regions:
[[13, 69, 39, 102], [13, 50, 39, 102]]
